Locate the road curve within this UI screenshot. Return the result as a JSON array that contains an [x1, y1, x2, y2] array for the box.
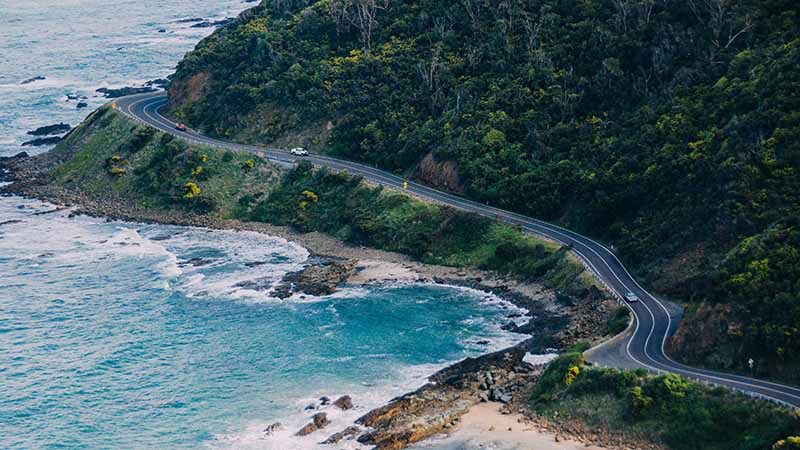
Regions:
[[116, 91, 800, 408]]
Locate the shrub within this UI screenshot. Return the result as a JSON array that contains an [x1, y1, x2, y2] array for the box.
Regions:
[[774, 437, 800, 450], [183, 181, 201, 199]]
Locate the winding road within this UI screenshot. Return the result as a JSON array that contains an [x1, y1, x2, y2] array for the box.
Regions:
[[116, 91, 800, 408]]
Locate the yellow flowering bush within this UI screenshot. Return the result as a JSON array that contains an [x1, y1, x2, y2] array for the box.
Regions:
[[183, 181, 201, 199], [564, 366, 580, 385]]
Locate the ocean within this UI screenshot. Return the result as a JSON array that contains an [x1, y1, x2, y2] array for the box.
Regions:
[[0, 0, 250, 157], [0, 2, 532, 448]]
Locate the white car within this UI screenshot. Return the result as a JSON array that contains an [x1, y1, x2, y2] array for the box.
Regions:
[[624, 291, 640, 302], [290, 147, 309, 157]]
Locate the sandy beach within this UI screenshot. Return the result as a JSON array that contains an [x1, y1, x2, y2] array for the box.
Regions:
[[417, 402, 606, 450]]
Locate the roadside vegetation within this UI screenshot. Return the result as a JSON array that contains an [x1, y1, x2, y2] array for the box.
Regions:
[[243, 160, 588, 294], [49, 108, 594, 298], [531, 349, 800, 450], [169, 0, 800, 381]]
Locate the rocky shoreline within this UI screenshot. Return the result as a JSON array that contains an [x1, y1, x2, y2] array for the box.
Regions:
[[0, 151, 622, 449]]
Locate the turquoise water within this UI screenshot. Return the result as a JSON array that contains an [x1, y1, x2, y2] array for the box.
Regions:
[[0, 0, 251, 157], [0, 196, 526, 449]]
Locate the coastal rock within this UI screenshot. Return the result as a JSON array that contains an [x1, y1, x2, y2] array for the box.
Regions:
[[27, 123, 70, 136], [96, 86, 156, 98], [320, 396, 331, 405], [190, 18, 233, 28], [173, 17, 204, 23], [356, 347, 529, 450], [145, 78, 170, 89], [296, 412, 330, 436], [263, 422, 283, 436], [322, 425, 361, 444], [21, 75, 45, 84], [178, 257, 216, 268], [273, 257, 357, 298], [333, 395, 353, 410], [76, 102, 88, 109], [21, 136, 62, 147]]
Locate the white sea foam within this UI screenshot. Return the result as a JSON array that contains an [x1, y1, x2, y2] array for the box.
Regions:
[[208, 362, 446, 450]]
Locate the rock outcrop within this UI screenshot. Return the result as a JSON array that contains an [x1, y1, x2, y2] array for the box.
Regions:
[[273, 256, 357, 298], [296, 412, 330, 436], [96, 86, 156, 98], [27, 123, 70, 136], [333, 395, 353, 410], [20, 75, 45, 84], [21, 136, 62, 147], [353, 346, 537, 450], [414, 152, 465, 195]]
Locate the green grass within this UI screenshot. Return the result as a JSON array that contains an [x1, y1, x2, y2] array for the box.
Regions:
[[51, 107, 279, 217]]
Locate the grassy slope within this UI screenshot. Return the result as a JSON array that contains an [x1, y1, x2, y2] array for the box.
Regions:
[[50, 106, 278, 216]]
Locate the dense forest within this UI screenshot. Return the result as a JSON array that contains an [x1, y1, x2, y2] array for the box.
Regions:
[[167, 0, 800, 380]]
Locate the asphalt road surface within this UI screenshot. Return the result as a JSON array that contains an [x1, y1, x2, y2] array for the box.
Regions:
[[116, 91, 800, 408]]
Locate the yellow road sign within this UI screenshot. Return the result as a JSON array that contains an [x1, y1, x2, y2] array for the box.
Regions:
[[403, 181, 408, 189]]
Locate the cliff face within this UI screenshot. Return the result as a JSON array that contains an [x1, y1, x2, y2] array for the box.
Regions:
[[165, 0, 800, 382], [415, 152, 464, 195], [168, 71, 209, 111]]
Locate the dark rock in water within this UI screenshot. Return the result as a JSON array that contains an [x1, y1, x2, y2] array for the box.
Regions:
[[262, 422, 283, 436], [96, 86, 156, 98], [158, 28, 167, 33], [322, 426, 361, 444], [191, 18, 233, 28], [65, 94, 88, 101], [145, 78, 170, 89], [296, 412, 330, 436], [319, 396, 331, 405], [178, 257, 215, 268], [21, 136, 62, 147], [174, 17, 204, 23], [501, 321, 518, 332], [304, 403, 317, 411], [76, 102, 88, 109], [0, 219, 23, 226], [233, 277, 274, 292], [27, 123, 70, 136], [21, 75, 45, 84], [273, 257, 356, 299], [244, 261, 268, 268], [333, 395, 353, 411]]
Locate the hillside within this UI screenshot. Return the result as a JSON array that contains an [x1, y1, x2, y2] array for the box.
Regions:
[[167, 0, 800, 381]]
